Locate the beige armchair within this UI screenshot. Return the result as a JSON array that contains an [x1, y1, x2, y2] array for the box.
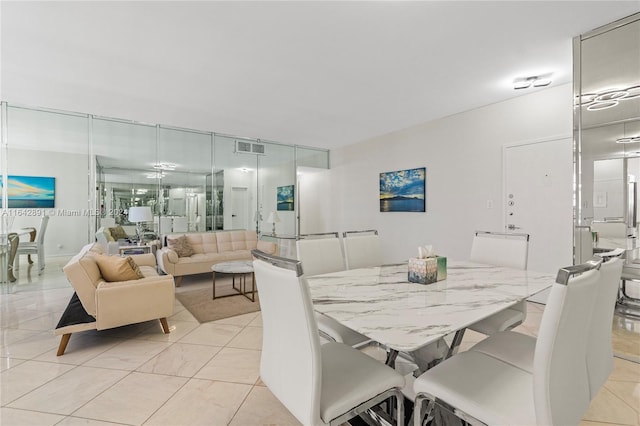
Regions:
[[55, 242, 175, 356]]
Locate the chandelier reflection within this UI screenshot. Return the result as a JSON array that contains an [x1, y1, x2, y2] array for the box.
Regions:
[[579, 84, 640, 111]]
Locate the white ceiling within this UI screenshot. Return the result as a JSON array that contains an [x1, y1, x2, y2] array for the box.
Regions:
[[2, 1, 639, 150]]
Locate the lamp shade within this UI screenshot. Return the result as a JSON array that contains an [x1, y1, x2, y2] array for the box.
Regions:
[[128, 206, 153, 223], [266, 211, 281, 224]]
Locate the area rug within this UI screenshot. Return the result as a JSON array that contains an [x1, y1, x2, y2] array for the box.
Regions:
[[175, 276, 260, 323]]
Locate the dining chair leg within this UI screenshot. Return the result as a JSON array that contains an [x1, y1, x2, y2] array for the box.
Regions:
[[413, 394, 435, 426]]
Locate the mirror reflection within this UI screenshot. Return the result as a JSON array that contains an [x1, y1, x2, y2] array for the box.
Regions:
[[576, 16, 640, 257], [1, 103, 329, 284]]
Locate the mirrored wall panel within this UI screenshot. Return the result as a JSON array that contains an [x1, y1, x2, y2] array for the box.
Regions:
[[575, 13, 640, 263], [4, 106, 90, 265], [0, 101, 329, 284]]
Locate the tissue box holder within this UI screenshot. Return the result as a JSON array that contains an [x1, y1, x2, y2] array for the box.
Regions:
[[408, 256, 447, 284]]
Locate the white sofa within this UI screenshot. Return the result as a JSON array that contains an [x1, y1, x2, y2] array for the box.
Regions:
[[55, 242, 175, 355], [157, 230, 277, 286]]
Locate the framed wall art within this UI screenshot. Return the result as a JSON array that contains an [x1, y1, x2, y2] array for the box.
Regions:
[[0, 175, 56, 208], [379, 167, 425, 212], [277, 185, 294, 211]]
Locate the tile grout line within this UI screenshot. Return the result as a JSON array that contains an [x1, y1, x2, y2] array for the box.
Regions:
[[603, 380, 640, 417]]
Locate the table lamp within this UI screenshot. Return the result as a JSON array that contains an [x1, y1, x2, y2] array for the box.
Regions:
[[128, 206, 153, 245], [266, 211, 280, 235]]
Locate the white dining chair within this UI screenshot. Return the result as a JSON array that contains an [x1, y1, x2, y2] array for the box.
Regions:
[[586, 253, 624, 397], [296, 234, 345, 276], [15, 215, 49, 275], [467, 231, 530, 335], [252, 249, 405, 426], [467, 253, 623, 402], [296, 234, 371, 347], [591, 220, 627, 238], [576, 225, 594, 264], [342, 230, 382, 270], [413, 258, 602, 426]]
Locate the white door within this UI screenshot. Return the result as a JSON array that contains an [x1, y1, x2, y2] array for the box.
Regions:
[[231, 187, 248, 230], [504, 137, 573, 280]]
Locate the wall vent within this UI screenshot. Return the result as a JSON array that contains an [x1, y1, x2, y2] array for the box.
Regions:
[[235, 140, 265, 155]]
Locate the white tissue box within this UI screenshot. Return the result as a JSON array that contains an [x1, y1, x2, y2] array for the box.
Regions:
[[408, 256, 447, 284]]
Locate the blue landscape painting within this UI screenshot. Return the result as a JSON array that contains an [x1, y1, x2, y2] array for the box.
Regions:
[[0, 175, 55, 208], [380, 168, 425, 212], [277, 185, 294, 211]]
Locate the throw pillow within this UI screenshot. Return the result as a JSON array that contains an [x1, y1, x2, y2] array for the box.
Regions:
[[125, 256, 145, 279], [167, 235, 195, 257], [109, 225, 128, 241], [94, 254, 144, 282]]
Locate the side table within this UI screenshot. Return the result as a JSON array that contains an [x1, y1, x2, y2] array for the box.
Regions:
[[211, 260, 256, 302], [119, 244, 152, 256]]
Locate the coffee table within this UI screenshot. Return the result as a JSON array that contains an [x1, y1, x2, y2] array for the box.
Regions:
[[211, 260, 256, 302]]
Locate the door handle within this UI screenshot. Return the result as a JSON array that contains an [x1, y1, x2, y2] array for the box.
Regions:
[[507, 224, 522, 230]]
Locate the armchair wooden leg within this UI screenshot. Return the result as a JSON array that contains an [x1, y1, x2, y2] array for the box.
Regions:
[[160, 318, 170, 334], [175, 276, 182, 287], [56, 333, 71, 356]]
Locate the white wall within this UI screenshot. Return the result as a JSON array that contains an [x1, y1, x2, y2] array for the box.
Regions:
[[593, 158, 625, 221], [329, 84, 573, 264], [298, 167, 332, 234]]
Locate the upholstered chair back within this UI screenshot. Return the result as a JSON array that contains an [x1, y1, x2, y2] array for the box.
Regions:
[[591, 221, 627, 238], [343, 234, 382, 270], [36, 215, 49, 245], [62, 243, 105, 317], [470, 231, 529, 270], [252, 250, 322, 425], [296, 237, 345, 276], [587, 256, 623, 398], [533, 267, 600, 425]]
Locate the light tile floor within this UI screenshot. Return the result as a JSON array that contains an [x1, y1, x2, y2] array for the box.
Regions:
[[1, 257, 639, 425]]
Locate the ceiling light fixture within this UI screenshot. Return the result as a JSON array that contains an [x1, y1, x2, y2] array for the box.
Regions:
[[579, 84, 640, 111], [146, 171, 165, 179], [153, 162, 177, 170], [616, 136, 640, 144], [513, 74, 553, 90], [533, 77, 552, 87]]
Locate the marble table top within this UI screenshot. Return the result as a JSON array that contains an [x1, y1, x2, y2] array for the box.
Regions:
[[306, 261, 555, 352], [211, 260, 254, 274]]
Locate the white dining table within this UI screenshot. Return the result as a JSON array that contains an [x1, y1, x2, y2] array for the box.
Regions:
[[306, 260, 555, 360]]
